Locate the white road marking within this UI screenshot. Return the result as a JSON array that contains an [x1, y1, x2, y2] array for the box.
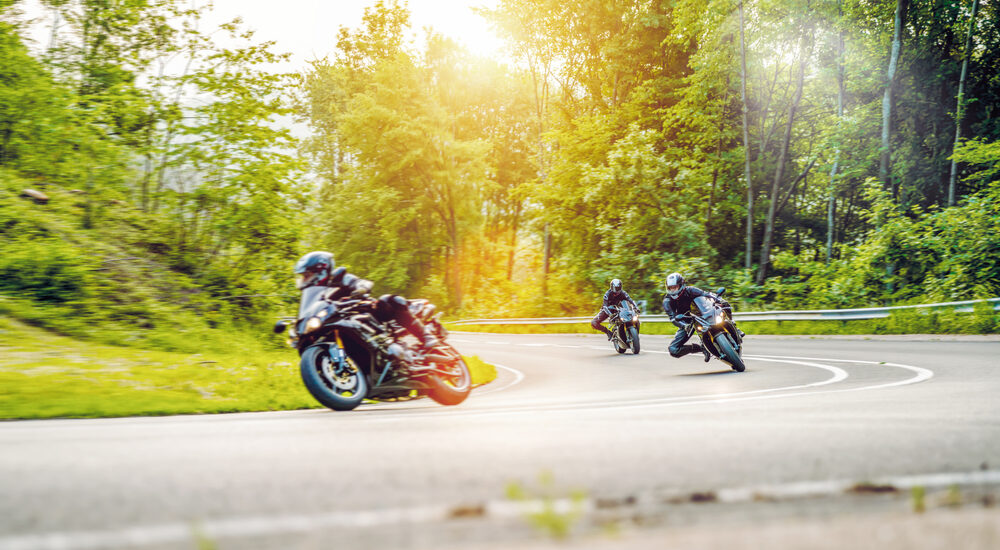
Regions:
[[369, 356, 850, 420], [4, 469, 996, 550], [471, 363, 525, 396]]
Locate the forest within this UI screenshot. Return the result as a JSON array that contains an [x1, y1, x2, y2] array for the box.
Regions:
[[2, 0, 1000, 345]]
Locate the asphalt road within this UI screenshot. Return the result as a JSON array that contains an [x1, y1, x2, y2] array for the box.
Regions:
[[1, 332, 999, 549]]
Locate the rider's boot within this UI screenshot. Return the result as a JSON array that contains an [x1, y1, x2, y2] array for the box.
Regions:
[[699, 344, 711, 362], [416, 322, 440, 350], [603, 327, 613, 340]]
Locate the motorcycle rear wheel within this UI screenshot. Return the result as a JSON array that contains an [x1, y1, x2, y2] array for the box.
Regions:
[[300, 345, 368, 411], [427, 349, 471, 406], [715, 334, 745, 372]]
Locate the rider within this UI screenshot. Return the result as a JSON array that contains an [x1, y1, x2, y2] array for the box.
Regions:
[[591, 278, 639, 340], [662, 272, 712, 362], [293, 251, 439, 350]]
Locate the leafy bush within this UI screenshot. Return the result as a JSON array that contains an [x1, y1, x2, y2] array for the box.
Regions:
[[0, 239, 94, 304]]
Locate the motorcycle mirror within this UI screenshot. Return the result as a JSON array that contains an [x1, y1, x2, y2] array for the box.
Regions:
[[273, 320, 288, 334], [716, 287, 726, 297]]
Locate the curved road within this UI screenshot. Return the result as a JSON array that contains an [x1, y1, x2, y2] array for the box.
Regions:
[[1, 333, 999, 549]]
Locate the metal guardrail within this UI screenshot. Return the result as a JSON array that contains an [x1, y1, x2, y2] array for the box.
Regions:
[[448, 298, 1000, 325]]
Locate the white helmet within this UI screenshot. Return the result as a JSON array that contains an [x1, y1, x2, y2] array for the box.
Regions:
[[665, 272, 685, 298]]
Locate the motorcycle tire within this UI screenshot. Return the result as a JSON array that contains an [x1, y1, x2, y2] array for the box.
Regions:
[[715, 334, 746, 372], [628, 326, 640, 354], [300, 345, 368, 411], [613, 329, 628, 354], [427, 351, 472, 406]]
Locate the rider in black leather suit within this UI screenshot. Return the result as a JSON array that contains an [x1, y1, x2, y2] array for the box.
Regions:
[[662, 272, 712, 361], [591, 278, 639, 340], [294, 251, 439, 349]]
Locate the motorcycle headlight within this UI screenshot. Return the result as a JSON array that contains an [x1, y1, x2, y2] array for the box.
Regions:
[[715, 314, 725, 325], [304, 317, 322, 334], [696, 324, 707, 333]]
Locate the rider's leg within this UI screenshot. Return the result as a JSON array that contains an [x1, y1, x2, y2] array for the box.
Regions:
[[377, 295, 439, 349], [591, 311, 612, 339], [668, 327, 710, 361]]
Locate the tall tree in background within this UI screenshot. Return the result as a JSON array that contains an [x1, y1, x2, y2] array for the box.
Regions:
[[757, 7, 814, 285], [739, 0, 753, 272], [880, 0, 908, 198], [827, 1, 845, 263], [948, 0, 980, 207]]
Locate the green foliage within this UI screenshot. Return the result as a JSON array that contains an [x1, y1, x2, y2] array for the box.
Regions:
[[4, 0, 1000, 340], [0, 239, 93, 304]]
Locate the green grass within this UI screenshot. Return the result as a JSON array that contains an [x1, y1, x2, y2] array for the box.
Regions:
[[446, 307, 1000, 336], [0, 317, 497, 419]]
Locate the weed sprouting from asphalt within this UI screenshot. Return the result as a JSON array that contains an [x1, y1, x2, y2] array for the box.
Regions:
[[912, 486, 926, 513], [506, 471, 587, 539], [191, 523, 217, 550]]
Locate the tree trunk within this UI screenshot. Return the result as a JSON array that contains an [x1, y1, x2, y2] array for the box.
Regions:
[[827, 15, 845, 264], [542, 223, 551, 296], [757, 26, 810, 285], [739, 0, 754, 271], [948, 0, 980, 207], [880, 0, 909, 198]]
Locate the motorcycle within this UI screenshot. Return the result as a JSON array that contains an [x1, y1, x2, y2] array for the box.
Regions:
[[273, 286, 471, 411], [684, 287, 745, 372], [605, 303, 640, 354]]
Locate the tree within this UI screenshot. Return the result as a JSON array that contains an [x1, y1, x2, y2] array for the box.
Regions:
[[880, 0, 908, 198], [739, 0, 753, 271], [948, 0, 980, 207]]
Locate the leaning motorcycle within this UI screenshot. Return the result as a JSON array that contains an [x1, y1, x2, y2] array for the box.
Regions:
[[685, 288, 745, 372], [605, 303, 640, 354], [273, 286, 471, 411]]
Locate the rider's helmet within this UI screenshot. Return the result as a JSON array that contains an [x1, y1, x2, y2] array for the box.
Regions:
[[610, 279, 623, 293], [665, 272, 685, 299], [294, 251, 334, 290]]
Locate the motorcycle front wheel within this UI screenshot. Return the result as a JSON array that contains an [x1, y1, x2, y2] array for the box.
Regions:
[[426, 348, 471, 406], [628, 325, 640, 354], [715, 334, 745, 372], [300, 345, 368, 411]]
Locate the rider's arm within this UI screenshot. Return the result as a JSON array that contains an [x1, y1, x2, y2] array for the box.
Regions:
[[687, 286, 710, 298], [623, 291, 638, 310], [325, 269, 373, 300], [664, 297, 689, 329]]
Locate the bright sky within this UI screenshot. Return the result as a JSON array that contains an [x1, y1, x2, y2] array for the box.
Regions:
[[17, 0, 507, 70], [204, 0, 506, 70]]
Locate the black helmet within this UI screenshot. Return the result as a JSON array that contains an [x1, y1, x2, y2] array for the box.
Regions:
[[294, 251, 334, 290], [610, 279, 623, 293], [665, 272, 684, 298]]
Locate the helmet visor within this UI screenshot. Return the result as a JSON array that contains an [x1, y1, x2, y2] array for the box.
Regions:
[[667, 284, 680, 293], [296, 270, 320, 290]]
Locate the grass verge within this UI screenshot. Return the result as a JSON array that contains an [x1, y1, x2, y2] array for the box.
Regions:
[[0, 317, 498, 419]]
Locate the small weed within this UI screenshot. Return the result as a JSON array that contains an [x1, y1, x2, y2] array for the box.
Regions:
[[506, 471, 587, 540], [945, 485, 963, 508], [912, 486, 926, 513], [191, 524, 217, 550]]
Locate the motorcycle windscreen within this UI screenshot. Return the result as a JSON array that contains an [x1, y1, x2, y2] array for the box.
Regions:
[[618, 304, 634, 321], [298, 286, 329, 319], [692, 296, 716, 317]]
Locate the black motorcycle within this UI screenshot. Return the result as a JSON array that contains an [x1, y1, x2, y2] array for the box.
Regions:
[[273, 286, 471, 411], [685, 288, 745, 372], [605, 303, 640, 354]]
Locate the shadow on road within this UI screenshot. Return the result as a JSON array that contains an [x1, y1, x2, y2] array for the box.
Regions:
[[676, 370, 738, 377]]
